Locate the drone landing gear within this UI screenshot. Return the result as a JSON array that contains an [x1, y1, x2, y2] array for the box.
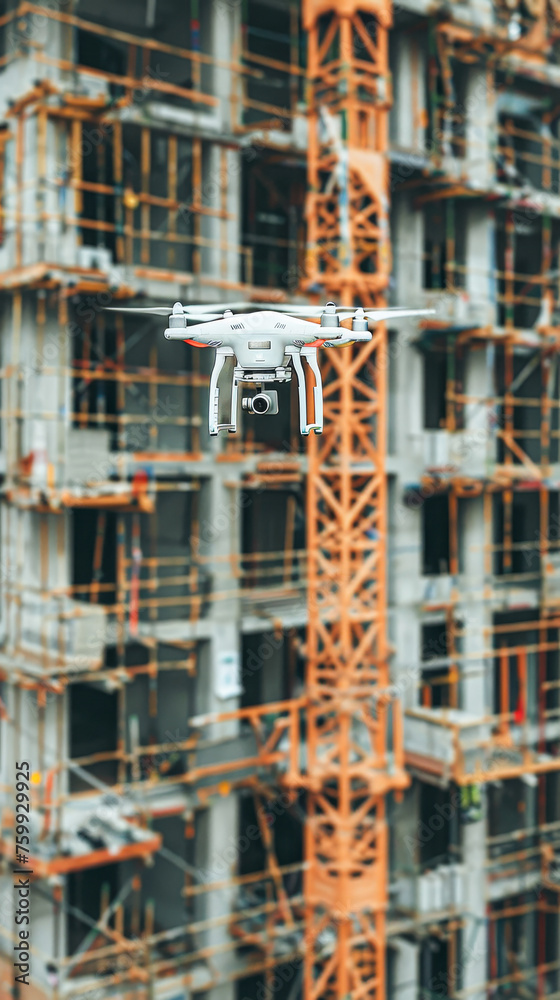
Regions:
[[209, 347, 323, 437], [209, 347, 237, 436], [287, 346, 323, 435]]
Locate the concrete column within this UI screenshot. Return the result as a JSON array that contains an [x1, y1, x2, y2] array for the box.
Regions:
[[389, 191, 430, 705], [196, 796, 239, 999], [0, 13, 79, 268], [196, 4, 243, 970], [196, 468, 242, 1000], [557, 902, 560, 998], [393, 783, 421, 874], [457, 492, 488, 1000], [461, 809, 488, 1000], [391, 33, 426, 153], [460, 342, 491, 479], [458, 494, 490, 714], [464, 0, 494, 29], [391, 938, 418, 1000], [200, 0, 242, 287], [465, 64, 496, 190], [465, 202, 496, 325], [193, 24, 243, 989], [391, 191, 424, 303], [10, 295, 73, 483]]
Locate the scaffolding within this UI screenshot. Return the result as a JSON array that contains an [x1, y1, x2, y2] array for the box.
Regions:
[[0, 1, 560, 999]]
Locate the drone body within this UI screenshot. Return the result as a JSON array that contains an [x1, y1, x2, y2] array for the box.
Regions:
[[108, 300, 433, 436], [164, 302, 370, 436]]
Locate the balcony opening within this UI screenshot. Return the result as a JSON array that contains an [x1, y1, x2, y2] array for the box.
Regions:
[[139, 814, 196, 933], [422, 337, 466, 433], [422, 494, 450, 576], [68, 121, 197, 273], [238, 790, 303, 878], [237, 963, 300, 1000], [74, 0, 198, 105], [72, 510, 117, 606], [423, 204, 447, 292], [423, 201, 466, 292], [242, 0, 303, 130], [87, 308, 195, 454], [232, 789, 303, 1000], [67, 863, 118, 960], [420, 620, 461, 708], [487, 778, 537, 861], [496, 84, 558, 194], [119, 124, 195, 272], [492, 610, 539, 726], [125, 648, 194, 782], [242, 156, 305, 294], [233, 788, 304, 966], [71, 311, 118, 448], [489, 893, 541, 995], [544, 617, 560, 737], [423, 348, 448, 431], [492, 491, 540, 578], [419, 783, 453, 870], [496, 211, 542, 330], [241, 628, 303, 708], [544, 769, 560, 825], [241, 487, 305, 597], [78, 125, 115, 259], [419, 936, 451, 1000], [494, 347, 547, 466], [137, 487, 205, 624], [423, 47, 469, 161], [69, 683, 118, 791]]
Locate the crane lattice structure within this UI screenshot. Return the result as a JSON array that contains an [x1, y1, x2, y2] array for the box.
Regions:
[[303, 2, 408, 998]]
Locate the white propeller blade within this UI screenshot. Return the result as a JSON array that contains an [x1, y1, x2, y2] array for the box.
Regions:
[[104, 302, 434, 323], [105, 306, 173, 316], [104, 306, 223, 321], [359, 307, 435, 321]]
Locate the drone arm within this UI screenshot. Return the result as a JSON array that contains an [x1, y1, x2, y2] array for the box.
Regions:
[[164, 315, 234, 345], [323, 331, 372, 347], [164, 330, 216, 345]]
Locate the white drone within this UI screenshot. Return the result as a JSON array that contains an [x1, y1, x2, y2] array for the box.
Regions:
[[108, 301, 433, 436]]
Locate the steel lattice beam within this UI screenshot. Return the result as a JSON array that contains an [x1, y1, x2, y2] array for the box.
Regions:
[[303, 3, 409, 998]]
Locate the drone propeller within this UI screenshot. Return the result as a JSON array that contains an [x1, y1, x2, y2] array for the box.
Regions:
[[104, 306, 223, 321], [271, 304, 435, 320], [105, 305, 172, 316], [344, 307, 434, 321], [178, 301, 435, 320], [104, 301, 287, 317], [105, 301, 434, 323]]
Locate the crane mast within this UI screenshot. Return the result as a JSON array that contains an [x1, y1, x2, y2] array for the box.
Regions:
[[303, 2, 408, 997]]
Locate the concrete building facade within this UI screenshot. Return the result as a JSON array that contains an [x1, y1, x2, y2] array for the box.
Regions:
[[0, 1, 559, 999]]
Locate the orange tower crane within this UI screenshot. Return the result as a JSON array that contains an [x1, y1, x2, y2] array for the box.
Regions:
[[302, 2, 408, 999]]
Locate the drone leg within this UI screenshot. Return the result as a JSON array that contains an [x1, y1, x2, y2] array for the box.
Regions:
[[209, 353, 226, 436], [229, 374, 239, 432], [209, 349, 237, 435], [301, 347, 323, 434], [290, 349, 311, 435]]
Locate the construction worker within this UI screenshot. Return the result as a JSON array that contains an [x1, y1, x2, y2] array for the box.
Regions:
[[460, 783, 482, 824]]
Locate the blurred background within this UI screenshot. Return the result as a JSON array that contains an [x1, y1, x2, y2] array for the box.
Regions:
[[1, 1, 560, 999]]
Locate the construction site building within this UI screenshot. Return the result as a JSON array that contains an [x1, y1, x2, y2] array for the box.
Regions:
[[0, 1, 560, 999]]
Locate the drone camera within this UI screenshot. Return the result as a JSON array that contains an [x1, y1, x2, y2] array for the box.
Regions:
[[242, 391, 279, 416]]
